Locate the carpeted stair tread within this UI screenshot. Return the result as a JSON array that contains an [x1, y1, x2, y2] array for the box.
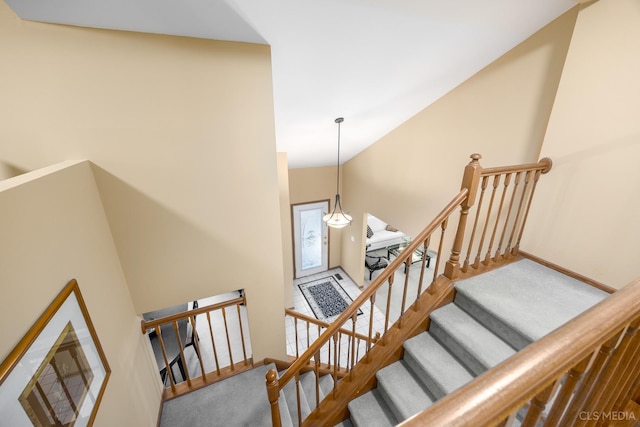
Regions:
[[319, 373, 335, 397], [376, 360, 435, 421], [403, 332, 475, 399], [348, 389, 397, 427], [334, 418, 354, 427], [280, 394, 294, 427], [300, 371, 334, 411], [280, 370, 311, 426], [300, 371, 319, 410], [429, 303, 517, 376], [454, 259, 609, 349]]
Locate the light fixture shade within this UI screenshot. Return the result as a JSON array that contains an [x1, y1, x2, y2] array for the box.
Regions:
[[323, 212, 352, 228], [324, 194, 352, 228]]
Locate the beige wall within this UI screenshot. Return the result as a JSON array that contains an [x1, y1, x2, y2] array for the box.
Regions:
[[288, 166, 344, 272], [341, 9, 578, 285], [525, 0, 640, 290], [0, 1, 285, 361], [0, 161, 159, 427], [0, 161, 25, 180], [278, 153, 294, 307]]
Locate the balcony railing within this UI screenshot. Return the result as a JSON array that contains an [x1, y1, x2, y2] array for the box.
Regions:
[[141, 295, 252, 399]]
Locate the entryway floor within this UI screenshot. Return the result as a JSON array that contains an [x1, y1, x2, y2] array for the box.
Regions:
[[288, 268, 387, 364]]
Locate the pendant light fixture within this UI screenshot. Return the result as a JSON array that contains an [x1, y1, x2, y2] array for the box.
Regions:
[[323, 117, 352, 228]]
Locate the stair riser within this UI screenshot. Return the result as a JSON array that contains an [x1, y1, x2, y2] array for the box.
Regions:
[[403, 347, 448, 400], [280, 375, 311, 427], [454, 291, 531, 350], [348, 389, 397, 427], [377, 378, 406, 422], [428, 320, 488, 376]]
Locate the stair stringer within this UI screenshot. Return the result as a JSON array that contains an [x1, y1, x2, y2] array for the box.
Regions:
[[301, 275, 456, 427]]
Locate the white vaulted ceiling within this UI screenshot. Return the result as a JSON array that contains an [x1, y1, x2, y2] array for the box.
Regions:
[[4, 0, 577, 168]]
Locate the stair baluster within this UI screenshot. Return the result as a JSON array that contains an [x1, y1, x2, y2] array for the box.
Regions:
[[266, 154, 557, 426]]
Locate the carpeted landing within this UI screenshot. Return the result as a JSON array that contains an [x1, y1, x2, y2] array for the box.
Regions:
[[159, 363, 286, 427]]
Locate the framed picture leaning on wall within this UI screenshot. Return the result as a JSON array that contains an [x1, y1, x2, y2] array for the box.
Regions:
[[0, 279, 110, 427]]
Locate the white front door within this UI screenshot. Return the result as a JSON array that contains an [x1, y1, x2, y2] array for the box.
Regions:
[[292, 201, 329, 278]]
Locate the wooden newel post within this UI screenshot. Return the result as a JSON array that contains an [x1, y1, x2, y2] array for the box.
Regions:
[[444, 153, 482, 280], [266, 369, 282, 427]]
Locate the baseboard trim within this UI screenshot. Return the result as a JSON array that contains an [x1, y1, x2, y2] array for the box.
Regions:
[[520, 251, 616, 294]]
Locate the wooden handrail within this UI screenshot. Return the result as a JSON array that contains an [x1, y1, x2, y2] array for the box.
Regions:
[[480, 157, 552, 176], [140, 294, 251, 399], [400, 277, 640, 426], [284, 309, 373, 343], [141, 296, 245, 333], [277, 188, 469, 390], [267, 154, 555, 426]]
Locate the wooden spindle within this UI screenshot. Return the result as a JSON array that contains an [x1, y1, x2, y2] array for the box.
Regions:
[[585, 329, 639, 417], [332, 335, 341, 399], [314, 352, 321, 408], [190, 314, 206, 380], [236, 304, 248, 364], [463, 175, 489, 272], [574, 330, 629, 427], [475, 174, 500, 268], [544, 355, 591, 426], [367, 294, 375, 355], [156, 325, 176, 392], [433, 220, 447, 281], [337, 331, 343, 369], [495, 171, 521, 260], [513, 169, 542, 255], [345, 331, 352, 371], [385, 276, 393, 332], [172, 320, 191, 386], [326, 327, 331, 367], [485, 172, 511, 265], [351, 313, 357, 370], [400, 260, 410, 324], [613, 364, 640, 419], [317, 324, 322, 363], [505, 170, 531, 256], [305, 319, 310, 350], [293, 316, 299, 358], [562, 334, 620, 426], [521, 382, 555, 427], [416, 238, 431, 299], [600, 321, 640, 416], [205, 311, 221, 375], [295, 372, 302, 426], [221, 307, 235, 370]]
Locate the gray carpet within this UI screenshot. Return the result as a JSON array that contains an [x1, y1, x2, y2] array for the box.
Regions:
[[159, 363, 287, 427], [347, 258, 611, 426], [159, 259, 611, 427], [454, 258, 610, 349]]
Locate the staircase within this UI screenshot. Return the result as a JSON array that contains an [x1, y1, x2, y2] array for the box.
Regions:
[[155, 155, 640, 426], [272, 259, 609, 427], [345, 258, 609, 426], [157, 258, 610, 426]]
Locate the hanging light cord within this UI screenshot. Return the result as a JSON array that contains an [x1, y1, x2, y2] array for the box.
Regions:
[[335, 117, 343, 195]]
